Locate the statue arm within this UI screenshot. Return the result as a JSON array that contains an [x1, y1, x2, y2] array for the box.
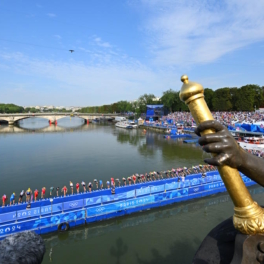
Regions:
[[195, 120, 264, 187]]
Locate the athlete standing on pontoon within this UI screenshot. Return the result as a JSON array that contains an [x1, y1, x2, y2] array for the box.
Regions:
[[10, 193, 15, 205], [82, 181, 86, 192], [18, 190, 25, 203], [34, 189, 39, 201], [76, 182, 80, 193], [26, 188, 32, 203], [62, 186, 68, 197], [56, 187, 60, 196], [88, 182, 93, 192], [99, 180, 103, 189], [69, 181, 74, 194], [2, 194, 7, 207], [94, 179, 98, 189]]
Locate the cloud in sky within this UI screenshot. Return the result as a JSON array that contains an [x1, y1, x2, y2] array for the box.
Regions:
[[139, 0, 264, 66], [94, 37, 112, 48], [0, 52, 175, 105], [46, 13, 56, 18]]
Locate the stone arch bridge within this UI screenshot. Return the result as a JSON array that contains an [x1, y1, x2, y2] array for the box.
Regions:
[[0, 113, 118, 125]]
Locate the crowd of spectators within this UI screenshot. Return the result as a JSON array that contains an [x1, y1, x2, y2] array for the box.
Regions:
[[161, 111, 264, 127]]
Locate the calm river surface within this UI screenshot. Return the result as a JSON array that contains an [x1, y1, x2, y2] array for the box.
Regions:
[[0, 117, 263, 263]]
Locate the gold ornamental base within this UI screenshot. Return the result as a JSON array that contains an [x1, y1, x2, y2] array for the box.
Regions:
[[233, 202, 264, 235]]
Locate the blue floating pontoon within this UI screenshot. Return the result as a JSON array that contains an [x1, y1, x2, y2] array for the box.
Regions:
[[164, 134, 192, 139], [0, 171, 256, 239], [183, 139, 199, 143]]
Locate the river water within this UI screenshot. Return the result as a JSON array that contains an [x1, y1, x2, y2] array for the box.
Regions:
[[0, 117, 263, 263]]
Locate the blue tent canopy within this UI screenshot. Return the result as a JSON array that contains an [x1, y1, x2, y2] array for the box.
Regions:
[[241, 124, 264, 133]]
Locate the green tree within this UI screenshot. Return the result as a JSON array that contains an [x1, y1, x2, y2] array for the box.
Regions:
[[235, 84, 262, 111], [136, 94, 156, 115], [161, 89, 178, 112], [229, 88, 238, 111], [204, 88, 214, 110], [212, 88, 232, 111]]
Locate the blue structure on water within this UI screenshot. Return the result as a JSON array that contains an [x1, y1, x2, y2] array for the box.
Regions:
[[0, 171, 255, 239]]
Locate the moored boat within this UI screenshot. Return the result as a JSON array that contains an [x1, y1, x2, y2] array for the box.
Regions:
[[230, 130, 264, 151], [115, 121, 133, 129]]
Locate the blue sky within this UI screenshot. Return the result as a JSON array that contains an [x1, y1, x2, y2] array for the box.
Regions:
[[1, 0, 264, 106]]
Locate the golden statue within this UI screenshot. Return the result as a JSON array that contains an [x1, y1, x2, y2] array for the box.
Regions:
[[179, 75, 264, 235]]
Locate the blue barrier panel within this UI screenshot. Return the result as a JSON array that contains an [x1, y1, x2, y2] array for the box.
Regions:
[[165, 182, 178, 191], [206, 176, 213, 183], [150, 185, 165, 194], [40, 204, 62, 215], [85, 197, 102, 206], [0, 211, 17, 224], [40, 206, 51, 215], [178, 182, 184, 189], [87, 196, 155, 217], [101, 195, 117, 203], [33, 210, 86, 229], [212, 175, 221, 182], [136, 187, 150, 197], [166, 188, 188, 199], [190, 178, 200, 186], [126, 190, 135, 199], [17, 208, 40, 220], [154, 192, 166, 202], [63, 200, 83, 211], [201, 178, 207, 184], [52, 203, 63, 213], [189, 185, 205, 194], [182, 180, 190, 188], [242, 177, 252, 183], [0, 219, 37, 237], [204, 182, 225, 191]]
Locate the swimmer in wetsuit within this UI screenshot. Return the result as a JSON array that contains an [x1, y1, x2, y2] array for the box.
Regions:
[[122, 177, 126, 186], [69, 181, 74, 194], [61, 186, 68, 197], [132, 175, 137, 184], [76, 182, 80, 193], [2, 194, 7, 207], [26, 188, 32, 202], [56, 187, 60, 196], [140, 174, 145, 182], [50, 187, 54, 196], [41, 187, 46, 199], [94, 179, 98, 189], [81, 181, 86, 192], [19, 190, 25, 203], [136, 174, 141, 183], [127, 177, 132, 185], [106, 181, 110, 189], [115, 178, 121, 187], [34, 189, 39, 201], [99, 180, 103, 189], [88, 182, 93, 192], [10, 193, 15, 205]]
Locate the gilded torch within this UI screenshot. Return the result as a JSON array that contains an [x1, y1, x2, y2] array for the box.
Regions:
[[179, 75, 264, 235]]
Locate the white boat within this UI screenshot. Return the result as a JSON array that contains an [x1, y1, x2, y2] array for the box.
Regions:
[[231, 130, 264, 151], [115, 121, 133, 129], [237, 137, 264, 151], [127, 121, 138, 128]]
